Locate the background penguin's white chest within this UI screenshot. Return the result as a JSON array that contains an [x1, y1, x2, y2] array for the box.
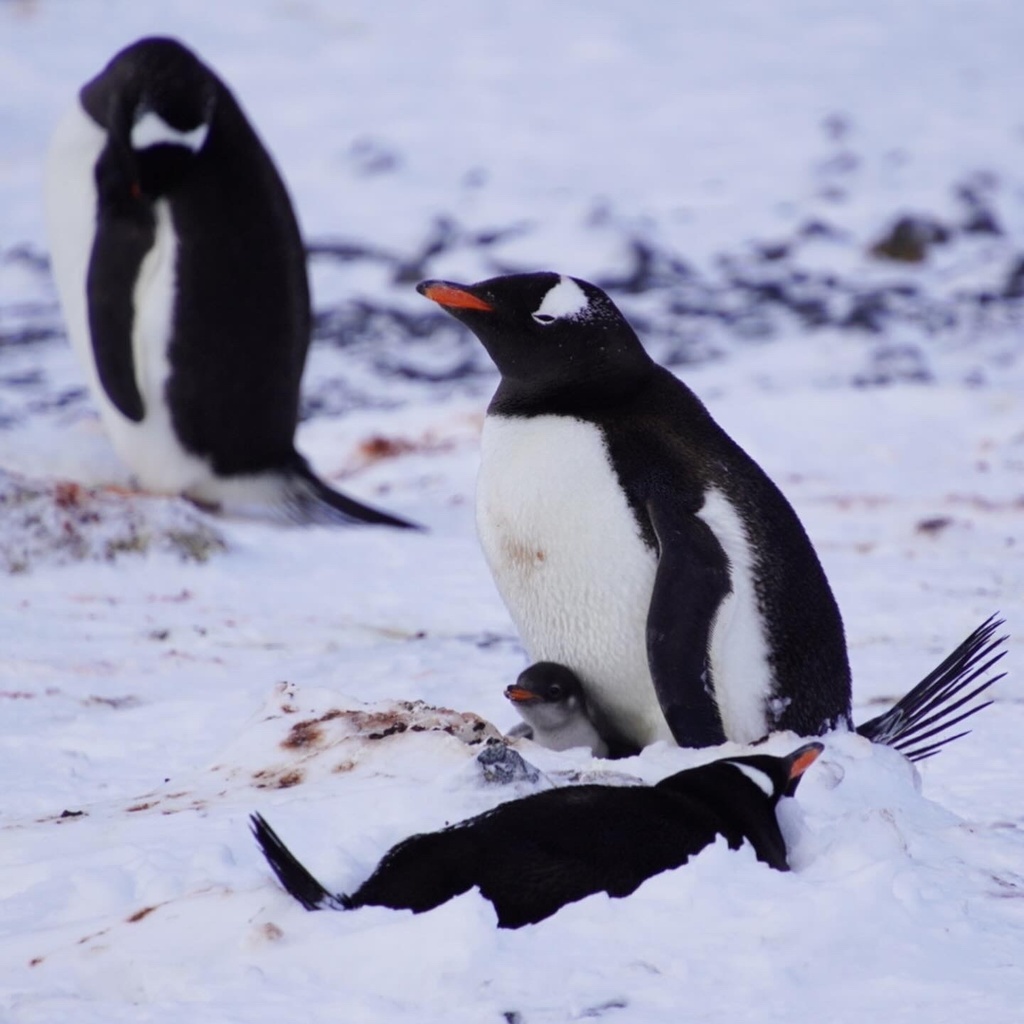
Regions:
[[45, 101, 211, 494], [477, 413, 672, 746]]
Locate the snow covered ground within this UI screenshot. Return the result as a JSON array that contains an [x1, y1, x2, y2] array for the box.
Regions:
[[1, 1, 1023, 1021]]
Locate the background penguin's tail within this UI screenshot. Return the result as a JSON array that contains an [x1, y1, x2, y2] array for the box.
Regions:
[[195, 457, 423, 528], [856, 614, 1007, 761], [280, 458, 423, 529], [250, 813, 349, 911]]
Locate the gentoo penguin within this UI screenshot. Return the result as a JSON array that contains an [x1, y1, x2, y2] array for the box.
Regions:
[[45, 37, 416, 527], [251, 741, 823, 929], [418, 272, 850, 749], [505, 613, 1004, 762], [505, 661, 641, 759], [418, 274, 1005, 752]]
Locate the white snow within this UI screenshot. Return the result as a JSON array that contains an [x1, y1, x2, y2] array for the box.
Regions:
[[1, 2, 1023, 1023]]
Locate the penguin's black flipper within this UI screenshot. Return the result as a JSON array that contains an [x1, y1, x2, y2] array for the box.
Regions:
[[250, 813, 348, 911], [856, 615, 1006, 761], [645, 499, 730, 748], [281, 458, 423, 530], [86, 151, 156, 423]]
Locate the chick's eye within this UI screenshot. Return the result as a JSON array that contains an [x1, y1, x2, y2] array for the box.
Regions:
[[532, 313, 556, 325], [547, 685, 562, 699]]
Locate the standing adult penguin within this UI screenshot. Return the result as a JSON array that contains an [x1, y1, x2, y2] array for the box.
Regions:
[[418, 273, 1003, 751], [46, 36, 416, 527]]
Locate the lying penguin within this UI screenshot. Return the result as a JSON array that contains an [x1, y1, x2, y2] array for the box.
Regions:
[[418, 273, 1004, 750], [46, 37, 416, 527], [506, 616, 1004, 762], [251, 742, 823, 929]]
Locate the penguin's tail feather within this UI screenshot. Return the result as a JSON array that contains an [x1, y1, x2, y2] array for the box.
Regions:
[[855, 614, 1006, 761], [250, 812, 350, 911], [280, 459, 423, 529]]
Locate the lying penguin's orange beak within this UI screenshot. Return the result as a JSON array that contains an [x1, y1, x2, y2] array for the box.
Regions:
[[505, 686, 541, 704], [787, 742, 824, 781], [418, 281, 494, 312]]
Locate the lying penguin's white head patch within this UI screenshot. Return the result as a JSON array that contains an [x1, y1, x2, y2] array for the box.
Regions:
[[532, 276, 590, 324], [727, 762, 775, 797], [131, 110, 210, 153]]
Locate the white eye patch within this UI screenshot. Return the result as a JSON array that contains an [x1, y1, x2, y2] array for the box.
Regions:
[[727, 762, 774, 797], [531, 276, 590, 324], [131, 111, 209, 153]]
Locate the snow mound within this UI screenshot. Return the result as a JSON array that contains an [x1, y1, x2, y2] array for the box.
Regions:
[[0, 470, 226, 572]]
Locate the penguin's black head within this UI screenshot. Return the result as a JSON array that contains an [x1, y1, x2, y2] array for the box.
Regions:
[[722, 742, 825, 803], [417, 273, 654, 407], [80, 37, 218, 201], [507, 661, 585, 706], [505, 662, 589, 730]]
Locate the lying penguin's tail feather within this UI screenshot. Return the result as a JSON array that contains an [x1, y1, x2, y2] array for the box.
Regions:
[[281, 459, 422, 529], [855, 614, 1006, 761], [250, 813, 349, 911]]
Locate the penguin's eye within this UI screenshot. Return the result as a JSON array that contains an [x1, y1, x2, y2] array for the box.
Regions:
[[531, 313, 556, 326], [547, 684, 563, 700]]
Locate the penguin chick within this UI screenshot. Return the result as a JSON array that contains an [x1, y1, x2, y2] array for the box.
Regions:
[[505, 661, 608, 755], [251, 742, 823, 929], [505, 662, 640, 759], [417, 273, 1005, 752], [45, 36, 418, 528]]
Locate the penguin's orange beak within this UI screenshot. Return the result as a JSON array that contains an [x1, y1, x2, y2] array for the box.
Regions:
[[787, 743, 824, 781], [505, 686, 540, 704], [418, 281, 493, 312]]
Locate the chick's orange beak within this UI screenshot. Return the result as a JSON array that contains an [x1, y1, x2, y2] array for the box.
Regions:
[[505, 686, 540, 704]]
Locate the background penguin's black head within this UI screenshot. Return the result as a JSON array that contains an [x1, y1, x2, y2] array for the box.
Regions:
[[417, 273, 654, 404], [80, 37, 218, 201]]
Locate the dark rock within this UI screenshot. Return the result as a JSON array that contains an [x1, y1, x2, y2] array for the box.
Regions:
[[476, 739, 541, 785]]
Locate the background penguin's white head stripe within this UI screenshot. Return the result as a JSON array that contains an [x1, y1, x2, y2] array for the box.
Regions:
[[131, 111, 209, 152], [726, 762, 774, 797], [533, 276, 589, 321]]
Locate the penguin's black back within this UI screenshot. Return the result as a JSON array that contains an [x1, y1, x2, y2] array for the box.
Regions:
[[348, 763, 787, 928], [349, 786, 718, 928]]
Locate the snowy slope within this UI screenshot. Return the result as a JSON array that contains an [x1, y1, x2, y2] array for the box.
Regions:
[[1, 2, 1023, 1022]]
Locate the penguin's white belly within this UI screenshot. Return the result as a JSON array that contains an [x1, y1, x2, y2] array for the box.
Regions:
[[46, 101, 212, 495], [478, 414, 671, 747]]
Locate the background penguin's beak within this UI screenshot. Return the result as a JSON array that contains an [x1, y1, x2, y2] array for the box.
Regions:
[[417, 280, 494, 312]]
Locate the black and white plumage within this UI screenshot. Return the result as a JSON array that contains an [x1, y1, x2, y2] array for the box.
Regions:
[[418, 273, 851, 750], [418, 273, 1006, 754], [45, 36, 417, 527], [251, 742, 823, 929]]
